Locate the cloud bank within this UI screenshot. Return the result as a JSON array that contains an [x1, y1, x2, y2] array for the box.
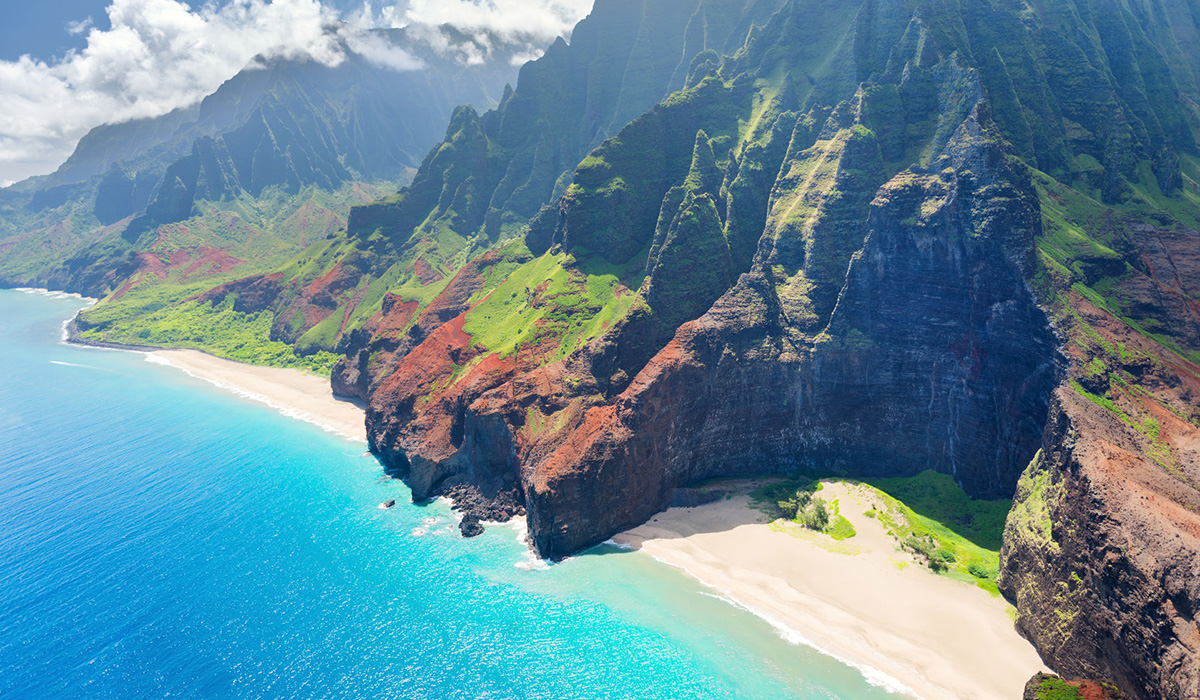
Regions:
[[0, 0, 593, 185], [395, 0, 591, 44]]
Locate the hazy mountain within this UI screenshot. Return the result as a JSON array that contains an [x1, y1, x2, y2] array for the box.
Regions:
[[0, 25, 526, 291], [15, 1, 1200, 698]]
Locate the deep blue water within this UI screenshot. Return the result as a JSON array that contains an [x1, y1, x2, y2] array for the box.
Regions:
[[0, 289, 904, 700]]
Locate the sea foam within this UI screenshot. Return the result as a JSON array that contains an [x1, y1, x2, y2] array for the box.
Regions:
[[142, 353, 365, 443], [636, 550, 923, 699]]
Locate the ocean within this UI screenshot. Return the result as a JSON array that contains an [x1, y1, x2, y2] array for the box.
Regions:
[[0, 289, 906, 700]]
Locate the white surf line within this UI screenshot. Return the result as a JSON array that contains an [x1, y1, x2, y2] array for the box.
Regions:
[[14, 287, 98, 304], [143, 353, 366, 444], [49, 360, 96, 369], [631, 548, 924, 700], [509, 517, 552, 571], [8, 288, 100, 343]]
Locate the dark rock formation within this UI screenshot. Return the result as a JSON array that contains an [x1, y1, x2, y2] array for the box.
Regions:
[[519, 105, 1058, 557], [1001, 382, 1200, 700], [1023, 672, 1130, 700], [443, 483, 525, 538]]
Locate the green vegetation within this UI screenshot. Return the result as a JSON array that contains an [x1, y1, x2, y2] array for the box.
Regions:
[[1033, 675, 1083, 700], [865, 478, 1004, 594], [862, 471, 1011, 552], [79, 291, 338, 374], [461, 252, 642, 362], [754, 480, 839, 535], [754, 481, 854, 541], [755, 471, 1008, 593], [825, 499, 858, 541], [1005, 454, 1059, 555]]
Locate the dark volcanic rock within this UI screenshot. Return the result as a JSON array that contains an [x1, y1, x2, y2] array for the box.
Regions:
[[521, 105, 1058, 558], [669, 488, 725, 508], [1000, 385, 1200, 700], [1023, 673, 1131, 700], [443, 483, 525, 521]]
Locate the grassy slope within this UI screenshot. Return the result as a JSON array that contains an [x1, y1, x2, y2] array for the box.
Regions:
[[1034, 167, 1200, 362], [461, 249, 645, 362], [751, 471, 1010, 595], [74, 179, 399, 373], [1027, 156, 1200, 487], [80, 292, 342, 374]]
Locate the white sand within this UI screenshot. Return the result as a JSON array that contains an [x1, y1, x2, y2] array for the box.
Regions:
[[149, 349, 366, 443], [143, 347, 1043, 697], [612, 481, 1047, 700]]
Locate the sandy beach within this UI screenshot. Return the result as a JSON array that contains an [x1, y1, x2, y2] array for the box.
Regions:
[[149, 349, 367, 443], [143, 345, 1042, 698], [612, 481, 1047, 700]]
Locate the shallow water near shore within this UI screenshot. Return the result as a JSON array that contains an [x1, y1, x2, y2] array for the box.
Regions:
[[0, 289, 907, 700]]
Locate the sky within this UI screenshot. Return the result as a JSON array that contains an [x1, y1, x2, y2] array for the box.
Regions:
[[0, 0, 593, 186]]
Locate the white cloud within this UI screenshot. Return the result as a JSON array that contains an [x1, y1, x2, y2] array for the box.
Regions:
[[342, 27, 426, 71], [377, 0, 589, 65], [1, 0, 350, 184], [66, 17, 95, 36], [395, 0, 591, 42], [0, 0, 592, 185], [508, 48, 545, 66]]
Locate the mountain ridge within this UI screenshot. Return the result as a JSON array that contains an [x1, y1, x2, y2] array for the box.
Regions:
[[6, 1, 1200, 698]]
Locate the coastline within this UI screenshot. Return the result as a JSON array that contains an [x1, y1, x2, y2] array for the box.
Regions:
[[27, 288, 367, 444], [146, 349, 367, 443], [612, 482, 1047, 700], [24, 286, 1037, 697]]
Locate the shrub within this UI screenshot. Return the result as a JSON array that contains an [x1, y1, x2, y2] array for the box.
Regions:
[[903, 535, 936, 558], [827, 515, 857, 541], [1035, 676, 1083, 700], [797, 498, 830, 531], [930, 548, 957, 572], [755, 479, 818, 519], [968, 562, 992, 580]]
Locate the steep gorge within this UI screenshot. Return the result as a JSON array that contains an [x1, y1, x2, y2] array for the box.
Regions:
[[342, 2, 1200, 697], [29, 0, 1200, 697]]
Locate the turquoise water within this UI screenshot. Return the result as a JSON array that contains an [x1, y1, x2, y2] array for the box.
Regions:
[[0, 289, 905, 700]]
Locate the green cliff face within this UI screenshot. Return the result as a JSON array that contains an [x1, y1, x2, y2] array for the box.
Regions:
[[0, 27, 524, 299], [10, 1, 1200, 698], [117, 0, 788, 388]]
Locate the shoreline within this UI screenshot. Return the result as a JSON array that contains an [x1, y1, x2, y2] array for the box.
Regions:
[[24, 288, 368, 444], [146, 349, 368, 443], [23, 286, 1038, 697], [612, 482, 1047, 700]]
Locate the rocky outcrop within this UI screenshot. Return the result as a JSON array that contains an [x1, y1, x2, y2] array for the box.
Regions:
[[1023, 672, 1130, 700], [1001, 389, 1200, 700], [517, 104, 1057, 556], [1000, 295, 1200, 700]]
